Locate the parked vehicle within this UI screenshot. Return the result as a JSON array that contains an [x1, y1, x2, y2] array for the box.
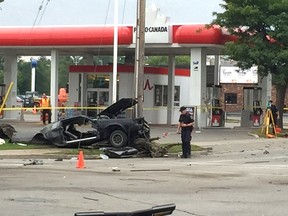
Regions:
[[16, 95, 24, 103], [23, 91, 41, 108]]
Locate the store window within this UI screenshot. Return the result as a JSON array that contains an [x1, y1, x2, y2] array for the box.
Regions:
[[154, 85, 180, 107], [154, 85, 163, 106], [174, 86, 180, 106], [87, 74, 109, 88], [225, 93, 237, 104]]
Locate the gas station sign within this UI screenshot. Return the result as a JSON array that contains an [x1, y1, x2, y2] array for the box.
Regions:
[[220, 66, 258, 84]]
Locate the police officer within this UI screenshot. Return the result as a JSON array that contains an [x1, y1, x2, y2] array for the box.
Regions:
[[178, 106, 194, 158]]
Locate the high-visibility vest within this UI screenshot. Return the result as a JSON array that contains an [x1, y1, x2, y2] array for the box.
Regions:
[[41, 98, 50, 108]]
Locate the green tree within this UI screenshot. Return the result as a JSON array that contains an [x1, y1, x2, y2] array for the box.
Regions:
[[212, 0, 288, 128], [17, 59, 31, 94], [146, 56, 168, 66], [35, 56, 50, 94], [58, 56, 74, 90], [146, 56, 190, 67]]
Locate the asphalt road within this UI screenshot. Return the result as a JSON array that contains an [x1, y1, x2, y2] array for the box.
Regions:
[[1, 140, 288, 216], [1, 113, 288, 216]]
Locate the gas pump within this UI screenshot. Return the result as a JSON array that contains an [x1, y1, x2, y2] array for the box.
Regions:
[[252, 100, 263, 126], [241, 87, 262, 127], [211, 99, 225, 127], [207, 85, 225, 127]]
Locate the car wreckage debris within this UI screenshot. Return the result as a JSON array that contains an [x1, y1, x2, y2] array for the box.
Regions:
[[25, 98, 152, 149], [23, 159, 44, 166], [0, 123, 16, 141], [99, 141, 180, 158]]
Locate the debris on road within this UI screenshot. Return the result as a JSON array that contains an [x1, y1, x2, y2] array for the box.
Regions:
[[101, 147, 138, 158], [23, 159, 44, 166], [130, 169, 170, 172], [14, 143, 27, 147], [263, 150, 269, 154], [112, 167, 120, 172], [100, 154, 109, 159], [248, 132, 259, 138], [83, 197, 99, 202]]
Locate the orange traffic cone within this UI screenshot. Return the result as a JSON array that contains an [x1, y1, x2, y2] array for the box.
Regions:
[[32, 106, 37, 114], [76, 150, 86, 169]]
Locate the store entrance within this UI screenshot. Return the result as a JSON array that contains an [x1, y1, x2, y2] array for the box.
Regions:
[[87, 89, 109, 117]]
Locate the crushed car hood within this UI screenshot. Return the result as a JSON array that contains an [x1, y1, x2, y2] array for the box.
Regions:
[[97, 98, 137, 117]]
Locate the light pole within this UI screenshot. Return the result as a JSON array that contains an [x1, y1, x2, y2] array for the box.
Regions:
[[70, 56, 83, 108], [30, 58, 37, 92], [112, 0, 119, 104]]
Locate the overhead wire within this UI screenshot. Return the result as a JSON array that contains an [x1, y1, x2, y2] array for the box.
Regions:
[[37, 0, 51, 26], [31, 0, 45, 27], [121, 0, 127, 26], [28, 0, 50, 44], [94, 0, 112, 68]]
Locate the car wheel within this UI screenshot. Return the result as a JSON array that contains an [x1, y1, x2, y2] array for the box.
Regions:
[[109, 130, 127, 148]]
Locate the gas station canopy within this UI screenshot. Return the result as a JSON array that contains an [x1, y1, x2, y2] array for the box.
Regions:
[[0, 24, 236, 56]]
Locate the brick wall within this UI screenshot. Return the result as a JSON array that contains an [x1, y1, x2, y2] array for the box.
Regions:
[[219, 84, 286, 112]]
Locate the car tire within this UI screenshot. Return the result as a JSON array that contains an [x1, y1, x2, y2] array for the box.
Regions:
[[109, 130, 127, 148]]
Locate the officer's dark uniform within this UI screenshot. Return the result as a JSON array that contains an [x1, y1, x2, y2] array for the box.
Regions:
[[268, 100, 278, 134], [179, 108, 194, 158]]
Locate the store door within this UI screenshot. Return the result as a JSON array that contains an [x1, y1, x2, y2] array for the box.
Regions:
[[87, 89, 109, 117]]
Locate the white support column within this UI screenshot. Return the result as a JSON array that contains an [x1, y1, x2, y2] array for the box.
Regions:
[[167, 55, 175, 125], [109, 73, 113, 104], [50, 50, 59, 122], [82, 55, 93, 108], [259, 73, 272, 108], [80, 73, 86, 110], [3, 52, 18, 119], [189, 48, 207, 129], [214, 55, 220, 85], [68, 73, 80, 107]]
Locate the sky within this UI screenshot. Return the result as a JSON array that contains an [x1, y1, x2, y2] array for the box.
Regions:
[[0, 0, 223, 26]]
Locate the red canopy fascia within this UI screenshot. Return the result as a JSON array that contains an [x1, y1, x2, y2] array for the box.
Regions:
[[172, 24, 236, 45], [0, 26, 133, 46], [69, 65, 190, 77]]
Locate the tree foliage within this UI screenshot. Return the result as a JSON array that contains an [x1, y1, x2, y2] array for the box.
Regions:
[[146, 56, 190, 67], [7, 56, 71, 95], [212, 0, 288, 127], [213, 0, 288, 76]]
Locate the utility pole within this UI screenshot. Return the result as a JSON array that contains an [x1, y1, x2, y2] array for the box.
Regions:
[[134, 0, 146, 117]]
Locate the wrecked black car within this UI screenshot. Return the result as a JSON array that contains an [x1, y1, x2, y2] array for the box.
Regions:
[[39, 98, 150, 148]]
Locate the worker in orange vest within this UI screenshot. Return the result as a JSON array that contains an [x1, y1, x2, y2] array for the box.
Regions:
[[40, 93, 51, 125]]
